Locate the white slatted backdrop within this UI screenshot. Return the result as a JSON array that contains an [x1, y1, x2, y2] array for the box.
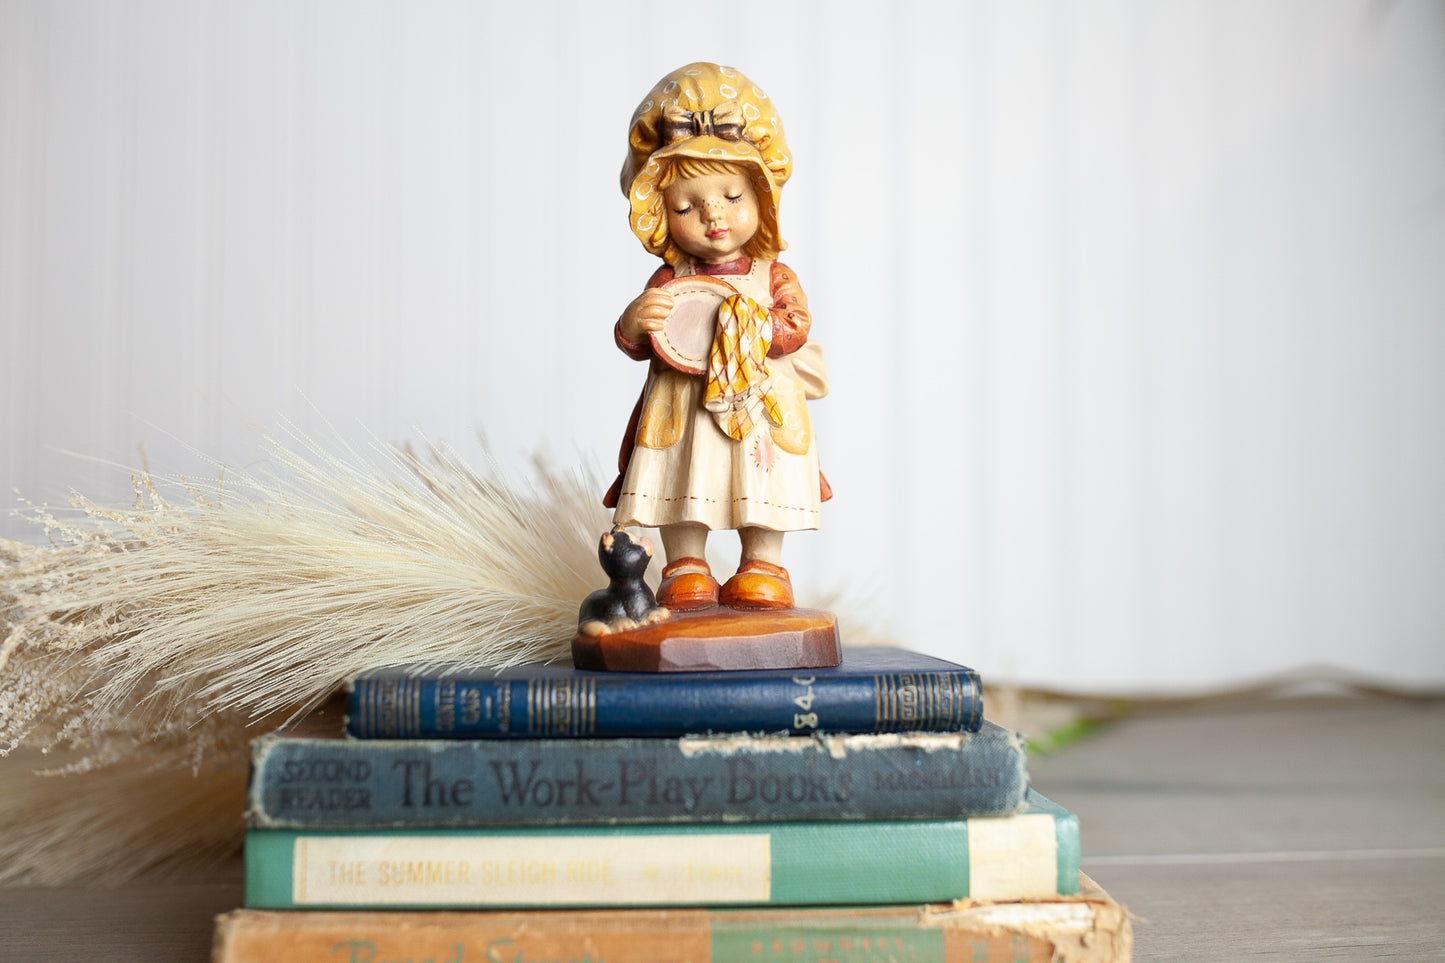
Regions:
[[3, 1, 1442, 692]]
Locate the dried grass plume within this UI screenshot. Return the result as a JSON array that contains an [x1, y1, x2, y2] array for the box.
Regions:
[[0, 429, 610, 882]]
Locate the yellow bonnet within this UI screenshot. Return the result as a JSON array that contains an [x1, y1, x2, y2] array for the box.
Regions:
[[622, 63, 791, 262]]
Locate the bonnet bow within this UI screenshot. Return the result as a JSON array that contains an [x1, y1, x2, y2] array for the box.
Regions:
[[659, 101, 747, 146]]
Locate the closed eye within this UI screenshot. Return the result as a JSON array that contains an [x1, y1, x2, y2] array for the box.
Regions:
[[673, 206, 693, 215], [726, 194, 743, 203]]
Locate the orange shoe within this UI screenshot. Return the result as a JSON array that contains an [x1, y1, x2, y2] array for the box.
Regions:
[[656, 556, 719, 610], [720, 559, 794, 610]]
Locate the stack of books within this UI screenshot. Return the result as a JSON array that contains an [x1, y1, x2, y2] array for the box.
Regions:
[[212, 647, 1131, 962]]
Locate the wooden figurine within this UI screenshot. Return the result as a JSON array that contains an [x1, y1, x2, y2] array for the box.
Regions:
[[574, 63, 840, 672]]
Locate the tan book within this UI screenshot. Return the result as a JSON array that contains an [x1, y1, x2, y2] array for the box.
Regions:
[[212, 873, 1130, 963]]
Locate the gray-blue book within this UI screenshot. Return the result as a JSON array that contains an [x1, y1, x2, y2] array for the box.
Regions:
[[247, 722, 1028, 828]]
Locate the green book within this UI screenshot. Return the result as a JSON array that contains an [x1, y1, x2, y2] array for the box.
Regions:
[[244, 789, 1078, 909]]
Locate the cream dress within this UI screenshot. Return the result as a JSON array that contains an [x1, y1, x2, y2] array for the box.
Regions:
[[612, 258, 823, 533]]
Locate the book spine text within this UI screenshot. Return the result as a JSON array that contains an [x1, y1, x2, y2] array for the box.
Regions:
[[248, 730, 1028, 828]]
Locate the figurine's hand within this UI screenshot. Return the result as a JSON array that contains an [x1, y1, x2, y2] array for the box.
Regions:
[[619, 289, 674, 344]]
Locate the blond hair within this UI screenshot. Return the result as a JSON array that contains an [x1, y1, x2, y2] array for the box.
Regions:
[[643, 156, 782, 266]]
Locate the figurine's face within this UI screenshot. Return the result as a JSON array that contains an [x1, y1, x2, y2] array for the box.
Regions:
[[663, 171, 760, 264]]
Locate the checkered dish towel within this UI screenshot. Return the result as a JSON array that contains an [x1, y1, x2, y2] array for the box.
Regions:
[[703, 294, 784, 441]]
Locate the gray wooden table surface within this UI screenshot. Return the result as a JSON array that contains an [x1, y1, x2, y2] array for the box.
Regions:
[[1029, 691, 1445, 960], [2, 691, 1442, 961]]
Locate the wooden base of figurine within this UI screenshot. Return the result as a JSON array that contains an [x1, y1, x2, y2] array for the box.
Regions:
[[571, 607, 841, 673]]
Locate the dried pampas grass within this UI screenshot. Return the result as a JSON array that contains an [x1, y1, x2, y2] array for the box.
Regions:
[[0, 429, 611, 883]]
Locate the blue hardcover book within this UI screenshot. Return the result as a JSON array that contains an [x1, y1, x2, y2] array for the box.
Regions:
[[247, 722, 1028, 829], [346, 646, 982, 739]]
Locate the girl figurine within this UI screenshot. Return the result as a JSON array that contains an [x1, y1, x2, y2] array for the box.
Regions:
[[604, 63, 830, 612]]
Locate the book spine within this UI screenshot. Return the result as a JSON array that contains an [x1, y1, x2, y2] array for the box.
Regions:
[[247, 729, 1028, 828], [346, 668, 982, 738], [214, 896, 1132, 963], [242, 808, 1078, 909]]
